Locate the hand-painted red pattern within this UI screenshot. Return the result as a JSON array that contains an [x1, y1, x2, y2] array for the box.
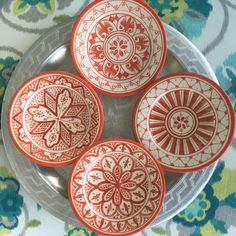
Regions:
[[70, 141, 165, 235], [149, 89, 216, 156], [134, 74, 234, 171], [9, 74, 102, 165], [87, 155, 147, 218], [88, 14, 150, 80], [29, 89, 86, 148], [72, 0, 167, 95]]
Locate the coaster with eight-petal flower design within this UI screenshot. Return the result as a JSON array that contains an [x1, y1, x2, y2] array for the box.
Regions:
[[8, 71, 104, 166]]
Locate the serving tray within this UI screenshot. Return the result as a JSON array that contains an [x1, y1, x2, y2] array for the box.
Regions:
[[1, 18, 217, 227]]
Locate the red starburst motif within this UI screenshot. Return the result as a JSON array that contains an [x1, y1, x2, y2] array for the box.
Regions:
[[9, 72, 103, 166], [69, 139, 166, 235], [149, 89, 216, 156]]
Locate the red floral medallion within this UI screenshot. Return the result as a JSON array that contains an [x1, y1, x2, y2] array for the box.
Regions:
[[133, 73, 235, 172], [9, 72, 103, 166], [71, 0, 167, 96], [88, 14, 150, 81], [69, 139, 165, 235]]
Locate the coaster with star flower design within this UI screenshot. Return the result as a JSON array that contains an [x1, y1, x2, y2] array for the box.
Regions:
[[68, 138, 166, 235], [8, 71, 104, 166], [133, 73, 235, 172], [71, 0, 167, 96]]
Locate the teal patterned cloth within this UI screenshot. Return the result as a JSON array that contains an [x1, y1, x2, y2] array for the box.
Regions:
[[0, 0, 236, 235]]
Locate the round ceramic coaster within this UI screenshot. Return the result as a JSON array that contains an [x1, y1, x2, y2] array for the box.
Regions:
[[71, 0, 167, 96], [69, 138, 166, 235], [133, 73, 235, 172], [8, 71, 104, 167]]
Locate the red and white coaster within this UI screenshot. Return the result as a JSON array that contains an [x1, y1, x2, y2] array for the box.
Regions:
[[69, 138, 165, 235], [133, 73, 235, 172], [71, 0, 167, 96], [8, 71, 104, 167]]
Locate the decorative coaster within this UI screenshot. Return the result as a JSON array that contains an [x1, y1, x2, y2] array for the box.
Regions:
[[71, 0, 167, 96], [133, 73, 235, 172], [8, 71, 104, 166], [69, 138, 166, 235]]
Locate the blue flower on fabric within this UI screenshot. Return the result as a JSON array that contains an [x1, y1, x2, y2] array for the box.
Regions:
[[0, 177, 23, 229], [174, 185, 219, 227], [13, 0, 56, 15], [0, 188, 23, 217], [2, 0, 74, 23], [146, 0, 188, 24], [173, 162, 236, 236], [22, 0, 49, 6], [146, 0, 213, 39]]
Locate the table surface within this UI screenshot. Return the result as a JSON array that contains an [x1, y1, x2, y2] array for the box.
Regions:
[[0, 0, 236, 236]]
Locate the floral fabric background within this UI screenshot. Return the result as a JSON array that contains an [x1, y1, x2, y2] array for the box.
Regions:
[[0, 0, 236, 235]]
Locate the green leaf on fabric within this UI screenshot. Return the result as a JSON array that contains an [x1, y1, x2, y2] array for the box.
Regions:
[[0, 166, 13, 178], [53, 14, 71, 23], [18, 2, 28, 9], [151, 226, 166, 234], [13, 0, 29, 16], [27, 219, 41, 228], [0, 87, 5, 97], [220, 193, 236, 208], [0, 228, 11, 235], [211, 219, 227, 234], [44, 0, 53, 10], [38, 0, 55, 15], [67, 227, 98, 236]]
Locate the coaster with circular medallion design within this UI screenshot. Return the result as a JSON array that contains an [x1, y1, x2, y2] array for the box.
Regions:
[[69, 138, 166, 235], [8, 71, 104, 167], [71, 0, 167, 96], [133, 73, 235, 172]]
